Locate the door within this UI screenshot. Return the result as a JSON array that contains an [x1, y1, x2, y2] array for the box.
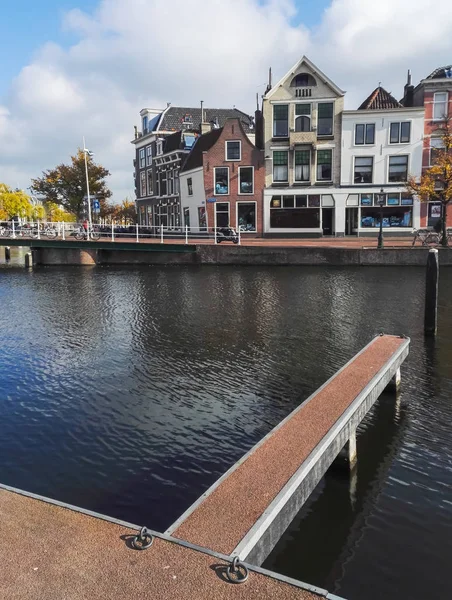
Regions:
[[215, 202, 230, 228], [183, 208, 190, 230], [346, 208, 358, 236], [322, 208, 334, 236]]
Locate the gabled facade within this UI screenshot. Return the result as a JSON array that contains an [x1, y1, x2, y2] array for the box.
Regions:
[[132, 105, 255, 226], [180, 119, 265, 234], [339, 87, 424, 235], [262, 56, 345, 236]]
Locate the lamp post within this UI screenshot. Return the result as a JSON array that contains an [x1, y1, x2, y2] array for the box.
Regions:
[[82, 137, 93, 229], [377, 187, 385, 249]]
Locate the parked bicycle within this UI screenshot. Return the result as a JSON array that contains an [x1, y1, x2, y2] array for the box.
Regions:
[[412, 228, 452, 247], [74, 226, 101, 241]]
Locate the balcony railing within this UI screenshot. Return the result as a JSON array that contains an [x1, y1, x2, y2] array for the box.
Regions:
[[289, 130, 317, 146]]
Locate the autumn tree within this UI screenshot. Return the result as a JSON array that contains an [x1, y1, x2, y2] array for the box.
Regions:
[[44, 201, 76, 223], [31, 149, 111, 220], [113, 199, 136, 223], [0, 184, 34, 220], [406, 117, 452, 247]]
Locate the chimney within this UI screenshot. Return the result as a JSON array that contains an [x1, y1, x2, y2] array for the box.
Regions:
[[403, 69, 414, 107], [255, 94, 264, 150], [134, 125, 138, 140], [199, 100, 210, 134], [265, 67, 272, 95]]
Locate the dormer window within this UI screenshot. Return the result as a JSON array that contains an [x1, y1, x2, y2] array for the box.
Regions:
[[291, 73, 316, 87], [183, 114, 192, 123], [142, 115, 148, 133]]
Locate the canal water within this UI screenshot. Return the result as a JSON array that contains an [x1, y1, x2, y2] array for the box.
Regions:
[[0, 248, 451, 600]]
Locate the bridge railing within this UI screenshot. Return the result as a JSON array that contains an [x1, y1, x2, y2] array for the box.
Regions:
[[0, 221, 242, 245]]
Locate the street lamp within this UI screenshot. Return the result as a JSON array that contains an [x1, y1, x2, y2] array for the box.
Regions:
[[82, 137, 94, 229], [377, 187, 385, 249]]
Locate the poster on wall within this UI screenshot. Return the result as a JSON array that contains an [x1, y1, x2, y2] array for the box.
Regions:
[[431, 204, 442, 219], [198, 207, 207, 230]]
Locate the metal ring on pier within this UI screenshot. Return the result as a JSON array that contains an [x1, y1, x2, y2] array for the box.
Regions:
[[225, 556, 249, 584], [131, 526, 154, 550]]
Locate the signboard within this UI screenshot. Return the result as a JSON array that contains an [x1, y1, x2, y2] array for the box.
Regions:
[[93, 199, 100, 214], [207, 198, 216, 203]]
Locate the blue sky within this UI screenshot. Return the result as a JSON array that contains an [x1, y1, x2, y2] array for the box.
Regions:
[[0, 0, 330, 97]]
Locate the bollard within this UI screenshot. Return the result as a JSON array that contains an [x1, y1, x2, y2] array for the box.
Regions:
[[5, 246, 11, 260], [424, 248, 439, 336], [25, 252, 33, 269], [160, 224, 164, 244], [136, 223, 139, 243], [185, 225, 188, 245]]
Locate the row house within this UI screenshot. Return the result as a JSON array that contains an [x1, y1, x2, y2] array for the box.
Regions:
[[262, 56, 345, 236], [179, 118, 265, 235], [131, 105, 254, 227]]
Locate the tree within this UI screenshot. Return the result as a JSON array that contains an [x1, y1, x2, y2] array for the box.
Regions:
[[31, 149, 111, 220], [44, 201, 76, 223], [113, 199, 136, 223], [31, 205, 46, 221], [0, 184, 33, 219], [406, 117, 452, 247]]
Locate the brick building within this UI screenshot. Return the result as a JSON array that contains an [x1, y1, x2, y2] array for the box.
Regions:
[[180, 118, 265, 235]]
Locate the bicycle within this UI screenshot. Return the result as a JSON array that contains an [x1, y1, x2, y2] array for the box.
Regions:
[[75, 227, 101, 241], [411, 229, 431, 246]]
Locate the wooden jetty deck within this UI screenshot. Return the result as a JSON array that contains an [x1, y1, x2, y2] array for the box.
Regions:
[[0, 334, 410, 599]]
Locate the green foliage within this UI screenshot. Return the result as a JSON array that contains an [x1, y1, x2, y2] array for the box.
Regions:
[[44, 202, 76, 222], [31, 149, 112, 220], [0, 184, 34, 219]]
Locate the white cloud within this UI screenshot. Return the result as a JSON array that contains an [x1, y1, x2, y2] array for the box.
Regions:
[[1, 0, 452, 200]]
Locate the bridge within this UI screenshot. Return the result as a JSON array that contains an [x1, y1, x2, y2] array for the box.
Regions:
[[0, 334, 409, 599]]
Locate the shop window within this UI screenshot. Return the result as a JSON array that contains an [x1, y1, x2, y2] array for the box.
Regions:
[[355, 123, 375, 145], [354, 157, 373, 183], [283, 195, 294, 208], [309, 195, 320, 207], [239, 167, 254, 194], [295, 150, 310, 181], [295, 104, 311, 132], [269, 194, 320, 228], [401, 193, 413, 206], [214, 168, 229, 195], [390, 122, 411, 144], [387, 193, 400, 206], [237, 202, 256, 232], [273, 105, 289, 137], [226, 141, 241, 160], [273, 151, 289, 182], [317, 103, 334, 136], [361, 206, 412, 228], [317, 149, 332, 181], [373, 194, 386, 206], [215, 202, 230, 227], [296, 195, 307, 207], [388, 155, 408, 182], [187, 177, 193, 196], [360, 194, 373, 206]]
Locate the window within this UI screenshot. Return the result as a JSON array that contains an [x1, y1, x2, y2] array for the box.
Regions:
[[139, 148, 145, 168], [168, 170, 173, 195], [295, 150, 310, 182], [388, 155, 408, 182], [354, 157, 373, 183], [433, 92, 448, 120], [273, 105, 289, 137], [390, 122, 411, 144], [317, 103, 334, 136], [316, 149, 332, 181], [140, 171, 146, 197], [147, 170, 153, 196], [430, 137, 445, 164], [355, 124, 375, 145], [146, 146, 153, 166], [187, 177, 193, 196], [174, 174, 180, 195], [215, 202, 230, 227], [226, 141, 241, 160], [269, 195, 320, 228], [237, 202, 256, 232], [273, 151, 288, 182], [142, 116, 148, 132], [239, 167, 254, 194], [160, 171, 167, 196], [295, 105, 311, 132], [156, 141, 163, 155], [361, 206, 412, 228], [291, 73, 316, 87], [214, 168, 229, 195]]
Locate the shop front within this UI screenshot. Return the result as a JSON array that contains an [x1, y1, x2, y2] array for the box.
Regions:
[[264, 193, 335, 236], [345, 192, 417, 235]]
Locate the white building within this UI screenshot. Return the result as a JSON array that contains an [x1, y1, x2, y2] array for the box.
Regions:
[[337, 87, 424, 236]]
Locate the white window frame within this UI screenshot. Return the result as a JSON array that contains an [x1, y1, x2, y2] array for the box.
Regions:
[[389, 121, 411, 145], [214, 167, 230, 195], [315, 149, 333, 182], [140, 171, 146, 197], [353, 156, 374, 184], [225, 140, 242, 161], [146, 169, 153, 196], [215, 201, 230, 227], [156, 141, 163, 156], [430, 137, 445, 165], [139, 148, 146, 169], [293, 149, 311, 182], [146, 146, 153, 166], [236, 200, 257, 233], [316, 102, 335, 137], [433, 92, 448, 121], [294, 103, 312, 133], [354, 123, 376, 146], [238, 166, 254, 195], [387, 154, 409, 183], [272, 150, 289, 183]]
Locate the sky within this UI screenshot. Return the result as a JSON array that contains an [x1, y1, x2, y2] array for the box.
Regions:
[[1, 0, 452, 201]]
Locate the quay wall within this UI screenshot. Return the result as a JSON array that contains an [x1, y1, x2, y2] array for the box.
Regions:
[[31, 245, 452, 267]]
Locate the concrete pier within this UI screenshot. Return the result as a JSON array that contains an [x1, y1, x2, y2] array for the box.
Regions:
[[5, 246, 10, 260], [24, 252, 33, 268], [424, 248, 439, 336]]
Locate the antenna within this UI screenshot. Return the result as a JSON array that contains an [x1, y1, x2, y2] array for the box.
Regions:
[[256, 93, 259, 110], [200, 100, 204, 123]]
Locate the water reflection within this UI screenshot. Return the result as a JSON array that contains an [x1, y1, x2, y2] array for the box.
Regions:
[[0, 263, 451, 600]]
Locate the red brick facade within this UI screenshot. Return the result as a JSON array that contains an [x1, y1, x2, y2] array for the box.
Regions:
[[420, 89, 452, 227], [202, 119, 265, 236]]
